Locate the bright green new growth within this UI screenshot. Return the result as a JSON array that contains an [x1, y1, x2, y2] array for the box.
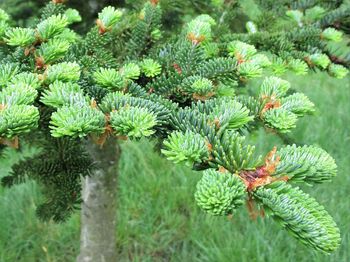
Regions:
[[45, 62, 81, 83], [110, 106, 157, 138], [305, 6, 326, 21], [286, 10, 304, 26], [309, 53, 331, 69], [287, 59, 309, 75], [251, 54, 271, 68], [0, 8, 10, 22], [64, 8, 82, 24], [237, 61, 263, 79], [255, 76, 314, 132], [140, 59, 162, 78], [281, 93, 315, 116], [98, 6, 122, 31], [0, 0, 348, 255], [195, 169, 246, 216], [228, 40, 257, 60], [37, 14, 68, 41], [0, 63, 18, 87], [119, 63, 141, 80], [10, 72, 41, 89], [269, 57, 288, 76], [259, 76, 290, 98], [41, 82, 88, 108], [50, 106, 105, 138], [186, 15, 214, 42], [328, 64, 349, 79], [162, 131, 209, 166], [93, 68, 124, 90], [37, 38, 70, 64], [208, 99, 253, 129], [264, 108, 297, 132], [0, 84, 38, 106], [0, 105, 39, 138], [322, 28, 343, 42], [4, 27, 35, 47], [182, 76, 214, 97]]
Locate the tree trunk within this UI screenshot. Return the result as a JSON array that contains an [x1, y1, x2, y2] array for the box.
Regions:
[[77, 138, 121, 262]]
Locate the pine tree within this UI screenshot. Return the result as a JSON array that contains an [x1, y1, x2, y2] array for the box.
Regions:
[[0, 0, 349, 260]]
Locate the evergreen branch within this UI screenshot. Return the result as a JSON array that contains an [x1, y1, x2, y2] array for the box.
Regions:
[[275, 144, 337, 184], [254, 182, 340, 253]]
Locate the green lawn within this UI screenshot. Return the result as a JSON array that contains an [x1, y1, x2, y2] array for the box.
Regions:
[[0, 73, 349, 262]]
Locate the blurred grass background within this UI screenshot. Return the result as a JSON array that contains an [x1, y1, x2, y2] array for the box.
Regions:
[[0, 72, 349, 262]]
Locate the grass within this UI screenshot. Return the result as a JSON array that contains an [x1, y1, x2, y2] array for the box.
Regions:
[[0, 72, 349, 262]]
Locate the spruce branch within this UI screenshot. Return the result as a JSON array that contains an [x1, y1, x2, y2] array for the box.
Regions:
[[4, 27, 36, 47], [50, 105, 106, 138], [274, 144, 337, 184], [254, 182, 340, 253], [162, 130, 209, 166], [195, 169, 246, 216], [36, 14, 68, 41], [0, 0, 346, 253], [109, 106, 158, 138]]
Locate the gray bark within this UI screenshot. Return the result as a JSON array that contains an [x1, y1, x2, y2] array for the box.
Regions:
[[77, 138, 121, 262]]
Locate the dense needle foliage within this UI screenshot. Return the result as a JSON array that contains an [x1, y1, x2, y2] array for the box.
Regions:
[[0, 0, 349, 254]]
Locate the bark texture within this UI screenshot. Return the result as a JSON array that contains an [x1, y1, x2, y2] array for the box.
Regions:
[[77, 138, 121, 262]]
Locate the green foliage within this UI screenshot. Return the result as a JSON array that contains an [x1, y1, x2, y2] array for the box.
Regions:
[[275, 145, 337, 184], [36, 14, 68, 41], [286, 10, 304, 26], [110, 106, 157, 138], [119, 62, 141, 80], [97, 6, 122, 32], [287, 59, 308, 75], [237, 61, 263, 79], [254, 182, 340, 253], [227, 40, 257, 60], [64, 8, 81, 24], [328, 64, 348, 79], [280, 93, 315, 116], [50, 105, 106, 138], [4, 27, 35, 47], [0, 63, 19, 87], [162, 130, 209, 166], [182, 76, 214, 97], [37, 38, 70, 65], [0, 0, 348, 254], [321, 28, 343, 42], [0, 83, 38, 106], [264, 108, 297, 132], [0, 105, 39, 138], [127, 2, 162, 58], [186, 14, 215, 42], [100, 93, 171, 127], [255, 76, 315, 133], [0, 72, 349, 261], [140, 58, 162, 77], [203, 99, 253, 129], [45, 62, 81, 83], [309, 53, 331, 69], [195, 169, 246, 216], [41, 81, 88, 108], [10, 72, 41, 89], [93, 68, 124, 90], [0, 8, 10, 22], [209, 132, 261, 172], [259, 76, 290, 98]]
